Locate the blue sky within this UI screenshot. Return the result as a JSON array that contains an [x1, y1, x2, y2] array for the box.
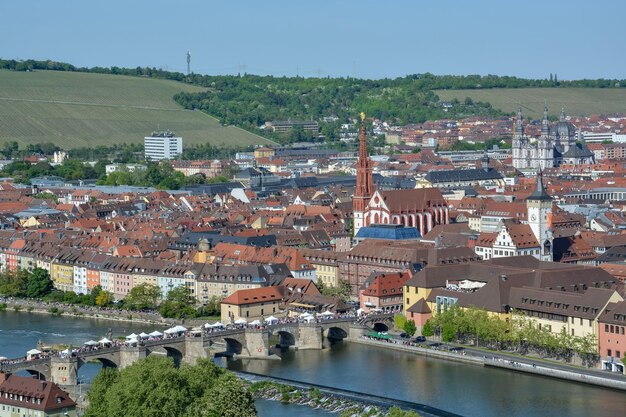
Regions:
[[2, 0, 624, 79]]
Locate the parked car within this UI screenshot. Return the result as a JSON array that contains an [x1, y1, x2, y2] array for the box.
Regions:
[[399, 332, 409, 338], [414, 336, 426, 343]]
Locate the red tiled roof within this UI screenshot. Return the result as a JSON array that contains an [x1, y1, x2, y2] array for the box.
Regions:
[[222, 286, 283, 306]]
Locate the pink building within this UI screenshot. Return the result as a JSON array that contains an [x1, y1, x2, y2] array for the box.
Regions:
[[598, 300, 626, 373], [359, 271, 411, 314]]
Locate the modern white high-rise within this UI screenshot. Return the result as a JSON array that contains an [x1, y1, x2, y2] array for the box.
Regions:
[[144, 131, 183, 161]]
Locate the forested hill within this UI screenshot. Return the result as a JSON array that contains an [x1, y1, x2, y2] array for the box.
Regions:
[[2, 58, 625, 144]]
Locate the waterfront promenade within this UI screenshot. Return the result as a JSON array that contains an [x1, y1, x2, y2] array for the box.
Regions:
[[355, 336, 626, 391]]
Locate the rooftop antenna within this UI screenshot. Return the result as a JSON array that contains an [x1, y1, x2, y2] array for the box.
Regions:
[[186, 50, 191, 75]]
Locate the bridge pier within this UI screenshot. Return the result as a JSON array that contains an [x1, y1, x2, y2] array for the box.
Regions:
[[297, 324, 323, 350], [243, 329, 270, 357], [50, 356, 78, 386], [348, 324, 370, 340], [184, 337, 209, 365], [120, 346, 147, 369]]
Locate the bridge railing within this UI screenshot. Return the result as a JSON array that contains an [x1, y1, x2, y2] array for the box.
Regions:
[[0, 357, 50, 371]]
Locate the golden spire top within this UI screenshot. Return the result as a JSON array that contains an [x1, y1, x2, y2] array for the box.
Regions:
[[360, 112, 365, 122]]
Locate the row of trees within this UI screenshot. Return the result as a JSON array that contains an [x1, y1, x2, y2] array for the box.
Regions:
[[0, 268, 218, 318], [0, 156, 234, 189], [96, 161, 234, 190], [0, 158, 107, 182], [86, 356, 256, 417], [422, 306, 599, 365], [3, 59, 624, 90]]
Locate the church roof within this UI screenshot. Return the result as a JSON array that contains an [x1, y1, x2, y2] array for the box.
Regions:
[[355, 224, 421, 240], [379, 188, 446, 212], [425, 168, 503, 183], [562, 142, 594, 158]]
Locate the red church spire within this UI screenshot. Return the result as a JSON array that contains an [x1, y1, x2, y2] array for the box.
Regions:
[[353, 112, 373, 216]]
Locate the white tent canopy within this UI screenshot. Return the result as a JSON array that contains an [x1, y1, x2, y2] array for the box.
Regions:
[[126, 337, 138, 345], [299, 312, 313, 318], [319, 310, 334, 317], [98, 337, 112, 345], [138, 332, 150, 339], [126, 333, 138, 340], [264, 316, 278, 324], [84, 340, 98, 346], [164, 325, 187, 334], [234, 318, 247, 325], [302, 315, 315, 323], [205, 322, 224, 328], [26, 349, 42, 356], [248, 320, 261, 326], [148, 331, 163, 338]]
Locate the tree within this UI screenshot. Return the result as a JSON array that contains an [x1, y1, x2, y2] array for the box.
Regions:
[[403, 319, 417, 337], [84, 356, 257, 417], [159, 286, 196, 319], [189, 372, 257, 417], [421, 320, 434, 337], [394, 314, 407, 331], [96, 290, 114, 307], [125, 283, 161, 310], [318, 280, 352, 302], [26, 268, 54, 298]]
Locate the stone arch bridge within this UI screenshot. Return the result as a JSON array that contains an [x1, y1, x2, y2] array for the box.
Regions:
[[0, 315, 394, 386]]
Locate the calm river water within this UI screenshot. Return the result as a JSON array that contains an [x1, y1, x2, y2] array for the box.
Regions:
[[2, 311, 626, 417]]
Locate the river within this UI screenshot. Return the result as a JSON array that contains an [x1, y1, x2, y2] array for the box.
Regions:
[[2, 311, 626, 417]]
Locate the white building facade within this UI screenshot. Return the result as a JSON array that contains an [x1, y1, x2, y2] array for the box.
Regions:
[[144, 131, 183, 161]]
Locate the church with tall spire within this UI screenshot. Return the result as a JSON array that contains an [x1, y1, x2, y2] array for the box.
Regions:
[[353, 112, 373, 235], [352, 113, 449, 237], [512, 106, 594, 170]]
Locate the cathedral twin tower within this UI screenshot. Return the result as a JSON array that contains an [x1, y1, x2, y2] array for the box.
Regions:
[[512, 106, 594, 170]]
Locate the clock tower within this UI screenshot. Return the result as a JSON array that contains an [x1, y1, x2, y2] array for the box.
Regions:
[[526, 171, 553, 261]]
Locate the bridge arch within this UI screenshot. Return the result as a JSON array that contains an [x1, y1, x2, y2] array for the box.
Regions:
[[372, 322, 389, 332], [325, 326, 348, 341], [223, 337, 243, 356], [275, 330, 296, 348], [15, 369, 47, 381], [163, 346, 184, 367]]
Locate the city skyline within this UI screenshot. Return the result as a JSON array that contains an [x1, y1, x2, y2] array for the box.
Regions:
[[2, 0, 625, 80]]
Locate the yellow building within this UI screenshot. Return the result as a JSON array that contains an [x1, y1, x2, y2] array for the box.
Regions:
[[509, 286, 623, 339], [300, 249, 344, 288], [220, 286, 283, 323], [51, 262, 74, 292], [254, 147, 275, 159], [403, 257, 623, 334]]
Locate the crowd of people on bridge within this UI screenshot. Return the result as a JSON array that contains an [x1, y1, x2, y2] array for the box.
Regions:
[[1, 311, 389, 366]]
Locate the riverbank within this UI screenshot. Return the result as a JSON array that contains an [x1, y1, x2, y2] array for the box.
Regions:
[[239, 371, 459, 417], [0, 298, 168, 326], [353, 337, 626, 391]]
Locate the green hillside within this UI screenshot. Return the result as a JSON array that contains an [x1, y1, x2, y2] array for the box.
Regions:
[[0, 70, 273, 149], [436, 88, 626, 118]]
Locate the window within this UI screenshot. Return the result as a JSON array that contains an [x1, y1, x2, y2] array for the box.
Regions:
[[605, 324, 610, 332], [617, 351, 621, 359], [608, 349, 612, 357]]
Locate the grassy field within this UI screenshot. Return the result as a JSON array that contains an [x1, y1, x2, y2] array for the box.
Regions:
[[435, 88, 626, 118], [0, 70, 274, 149]]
